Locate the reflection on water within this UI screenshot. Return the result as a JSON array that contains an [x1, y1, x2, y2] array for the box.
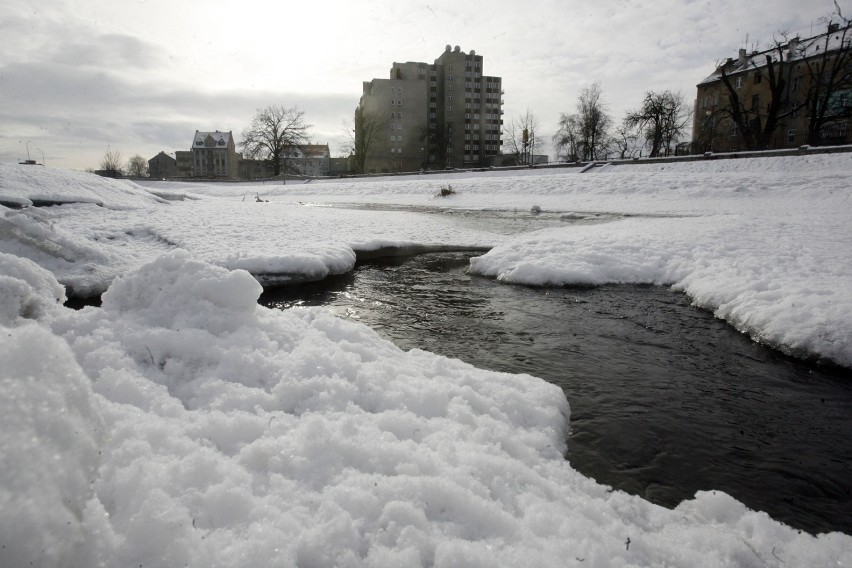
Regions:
[[260, 251, 852, 535]]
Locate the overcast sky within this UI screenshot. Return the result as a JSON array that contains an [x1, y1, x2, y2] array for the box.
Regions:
[[0, 0, 832, 170]]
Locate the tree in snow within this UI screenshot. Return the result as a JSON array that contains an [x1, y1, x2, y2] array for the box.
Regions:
[[240, 105, 312, 177], [611, 122, 642, 159], [714, 35, 804, 150], [503, 109, 541, 165], [351, 107, 387, 174], [99, 147, 123, 178], [798, 11, 852, 145], [554, 81, 612, 161], [624, 90, 692, 157], [126, 154, 149, 178]]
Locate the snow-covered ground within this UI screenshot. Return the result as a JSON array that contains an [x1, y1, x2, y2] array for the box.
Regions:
[[1, 156, 851, 566]]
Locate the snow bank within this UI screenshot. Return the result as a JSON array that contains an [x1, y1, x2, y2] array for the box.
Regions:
[[0, 252, 66, 325], [0, 326, 108, 567], [0, 163, 165, 209], [2, 252, 848, 567], [469, 210, 852, 367]]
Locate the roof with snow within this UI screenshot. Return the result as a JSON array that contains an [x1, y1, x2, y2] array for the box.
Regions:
[[283, 144, 330, 159], [699, 22, 851, 85], [192, 130, 233, 149]]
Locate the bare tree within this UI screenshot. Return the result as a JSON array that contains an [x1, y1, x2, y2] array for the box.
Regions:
[[352, 107, 387, 174], [552, 114, 581, 162], [240, 105, 311, 176], [99, 147, 123, 178], [625, 90, 692, 157], [503, 109, 540, 165], [126, 154, 149, 178], [798, 11, 852, 144], [716, 38, 800, 150], [554, 81, 612, 161], [612, 123, 642, 159]]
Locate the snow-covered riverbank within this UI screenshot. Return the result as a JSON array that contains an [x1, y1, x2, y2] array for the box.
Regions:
[[1, 156, 851, 566]]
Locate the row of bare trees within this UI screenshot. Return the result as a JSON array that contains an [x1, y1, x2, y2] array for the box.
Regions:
[[543, 83, 692, 162], [98, 148, 149, 178]]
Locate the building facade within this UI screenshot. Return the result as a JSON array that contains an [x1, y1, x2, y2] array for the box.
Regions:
[[356, 46, 503, 173], [693, 23, 852, 152], [148, 151, 177, 179], [190, 130, 240, 178], [282, 144, 331, 177]]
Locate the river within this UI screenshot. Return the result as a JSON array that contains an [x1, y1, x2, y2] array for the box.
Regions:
[[260, 250, 852, 535]]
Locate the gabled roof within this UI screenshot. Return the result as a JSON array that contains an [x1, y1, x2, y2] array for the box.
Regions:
[[283, 144, 330, 158], [192, 130, 233, 148], [699, 23, 851, 85]]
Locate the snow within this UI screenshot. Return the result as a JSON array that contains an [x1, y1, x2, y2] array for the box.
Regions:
[[1, 155, 852, 566]]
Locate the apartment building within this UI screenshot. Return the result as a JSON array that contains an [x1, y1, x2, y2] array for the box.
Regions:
[[693, 23, 852, 152], [190, 130, 240, 179], [356, 46, 504, 173]]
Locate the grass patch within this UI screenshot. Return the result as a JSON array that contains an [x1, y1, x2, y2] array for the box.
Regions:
[[437, 184, 456, 197]]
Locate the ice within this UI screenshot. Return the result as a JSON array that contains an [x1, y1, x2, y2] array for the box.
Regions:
[[1, 156, 852, 565]]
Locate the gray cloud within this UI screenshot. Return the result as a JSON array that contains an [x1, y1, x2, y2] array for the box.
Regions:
[[0, 0, 830, 169]]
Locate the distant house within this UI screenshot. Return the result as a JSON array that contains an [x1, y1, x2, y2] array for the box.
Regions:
[[328, 156, 354, 176], [148, 151, 176, 179], [190, 130, 240, 179], [175, 151, 193, 178], [238, 157, 274, 180], [282, 144, 331, 177]]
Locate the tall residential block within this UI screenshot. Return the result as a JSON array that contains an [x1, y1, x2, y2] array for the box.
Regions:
[[356, 45, 504, 173]]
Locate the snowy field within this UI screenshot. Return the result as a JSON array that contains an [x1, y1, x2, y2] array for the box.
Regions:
[[1, 155, 851, 566]]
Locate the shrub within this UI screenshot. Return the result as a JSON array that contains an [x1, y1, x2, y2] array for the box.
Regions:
[[437, 184, 456, 197]]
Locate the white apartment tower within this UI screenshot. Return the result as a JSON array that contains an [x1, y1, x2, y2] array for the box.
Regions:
[[356, 45, 503, 173]]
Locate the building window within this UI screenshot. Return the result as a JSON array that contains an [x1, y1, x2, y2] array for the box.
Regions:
[[787, 128, 796, 142], [754, 73, 762, 84], [730, 125, 738, 137], [735, 76, 743, 89], [792, 76, 801, 92], [751, 94, 760, 111]]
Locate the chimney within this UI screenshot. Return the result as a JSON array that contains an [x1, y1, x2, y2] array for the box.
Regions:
[[738, 48, 747, 66], [829, 22, 840, 34], [787, 37, 799, 61]]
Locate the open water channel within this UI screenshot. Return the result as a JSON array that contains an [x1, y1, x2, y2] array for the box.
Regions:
[[260, 209, 852, 536]]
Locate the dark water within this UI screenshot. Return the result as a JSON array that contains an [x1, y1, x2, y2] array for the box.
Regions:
[[260, 251, 852, 535]]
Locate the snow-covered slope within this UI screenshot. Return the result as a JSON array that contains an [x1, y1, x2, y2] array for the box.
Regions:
[[2, 251, 849, 567], [1, 156, 851, 566]]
